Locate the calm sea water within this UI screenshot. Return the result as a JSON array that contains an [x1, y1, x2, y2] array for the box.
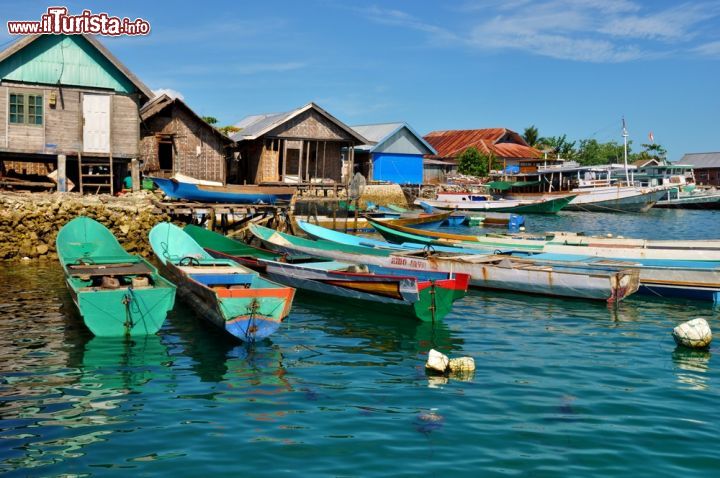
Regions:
[[2, 209, 720, 477]]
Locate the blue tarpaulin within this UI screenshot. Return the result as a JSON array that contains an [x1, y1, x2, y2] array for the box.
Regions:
[[372, 153, 423, 184]]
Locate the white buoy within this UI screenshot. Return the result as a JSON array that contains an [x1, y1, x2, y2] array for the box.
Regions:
[[448, 357, 476, 372], [425, 349, 449, 374], [673, 318, 712, 349]]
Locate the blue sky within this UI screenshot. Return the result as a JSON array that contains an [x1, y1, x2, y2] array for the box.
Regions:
[[3, 1, 720, 159]]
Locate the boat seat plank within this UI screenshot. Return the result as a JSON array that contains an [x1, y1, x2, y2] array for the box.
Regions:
[[68, 262, 152, 277], [180, 266, 253, 275], [190, 273, 256, 286]]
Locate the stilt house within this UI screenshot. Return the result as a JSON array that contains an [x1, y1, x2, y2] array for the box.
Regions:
[[230, 103, 368, 185], [0, 34, 153, 194]]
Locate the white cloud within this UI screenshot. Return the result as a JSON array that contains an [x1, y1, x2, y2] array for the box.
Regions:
[[152, 88, 184, 100], [359, 1, 720, 63], [694, 40, 720, 56]]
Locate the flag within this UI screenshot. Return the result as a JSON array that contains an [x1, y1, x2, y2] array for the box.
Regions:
[[648, 131, 654, 143]]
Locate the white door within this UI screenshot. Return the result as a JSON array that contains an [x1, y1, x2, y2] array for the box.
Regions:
[[82, 94, 111, 154]]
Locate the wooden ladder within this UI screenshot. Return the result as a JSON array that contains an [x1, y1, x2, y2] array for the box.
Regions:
[[79, 153, 114, 195]]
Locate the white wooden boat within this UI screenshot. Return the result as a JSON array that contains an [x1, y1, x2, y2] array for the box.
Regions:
[[249, 225, 640, 303]]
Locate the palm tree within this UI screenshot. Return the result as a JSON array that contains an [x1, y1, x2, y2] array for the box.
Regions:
[[522, 125, 540, 147]]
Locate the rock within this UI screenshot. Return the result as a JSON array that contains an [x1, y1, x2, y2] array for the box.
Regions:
[[673, 318, 712, 349], [448, 357, 476, 372], [21, 256, 30, 261], [119, 224, 130, 235], [36, 244, 49, 255], [425, 349, 449, 374]]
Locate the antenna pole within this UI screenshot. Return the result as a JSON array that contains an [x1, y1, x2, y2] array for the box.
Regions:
[[622, 118, 630, 184]]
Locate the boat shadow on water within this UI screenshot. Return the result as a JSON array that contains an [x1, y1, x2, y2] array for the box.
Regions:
[[288, 290, 465, 356], [163, 307, 290, 390]]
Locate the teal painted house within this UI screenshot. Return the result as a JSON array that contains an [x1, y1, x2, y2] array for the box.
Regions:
[[0, 34, 153, 193]]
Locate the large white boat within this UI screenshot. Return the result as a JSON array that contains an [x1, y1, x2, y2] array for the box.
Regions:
[[487, 120, 670, 213], [488, 162, 669, 213]]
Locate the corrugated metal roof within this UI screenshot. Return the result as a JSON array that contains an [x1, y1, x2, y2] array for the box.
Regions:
[[424, 128, 540, 160], [232, 112, 290, 140], [352, 123, 404, 144], [676, 152, 720, 168], [230, 102, 368, 144], [351, 122, 437, 155]]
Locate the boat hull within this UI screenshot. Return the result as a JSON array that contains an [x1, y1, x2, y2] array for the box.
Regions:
[[160, 261, 293, 341], [563, 188, 667, 213], [250, 225, 639, 302], [260, 261, 456, 322], [150, 176, 295, 204], [416, 195, 574, 214]]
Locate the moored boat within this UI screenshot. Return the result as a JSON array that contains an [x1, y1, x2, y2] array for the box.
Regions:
[[249, 224, 640, 303], [56, 217, 176, 337], [370, 219, 720, 262], [184, 224, 470, 308], [526, 253, 720, 302], [149, 222, 295, 341], [414, 193, 575, 214], [149, 175, 295, 204]]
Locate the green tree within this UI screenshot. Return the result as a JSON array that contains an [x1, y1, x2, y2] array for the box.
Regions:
[[541, 134, 576, 159], [576, 139, 630, 166], [522, 125, 540, 147], [458, 147, 497, 177], [202, 116, 218, 125], [218, 125, 241, 136], [635, 143, 667, 162]]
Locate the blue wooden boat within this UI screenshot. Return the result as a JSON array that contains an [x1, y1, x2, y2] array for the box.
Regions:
[[149, 176, 295, 204], [296, 220, 494, 254]]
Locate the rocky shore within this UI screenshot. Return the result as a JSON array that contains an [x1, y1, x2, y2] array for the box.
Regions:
[[0, 191, 169, 261]]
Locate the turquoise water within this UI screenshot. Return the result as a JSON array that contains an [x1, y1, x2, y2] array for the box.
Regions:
[[2, 209, 720, 477]]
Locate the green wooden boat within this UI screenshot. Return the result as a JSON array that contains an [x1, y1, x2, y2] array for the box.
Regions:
[[149, 222, 295, 342], [56, 217, 176, 337]]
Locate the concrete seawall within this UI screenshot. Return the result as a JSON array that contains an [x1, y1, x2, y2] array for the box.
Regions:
[[0, 192, 170, 261]]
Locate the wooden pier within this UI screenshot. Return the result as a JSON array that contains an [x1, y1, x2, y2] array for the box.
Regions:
[[152, 200, 293, 234]]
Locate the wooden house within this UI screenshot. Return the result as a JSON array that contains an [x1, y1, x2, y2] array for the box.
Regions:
[[677, 152, 720, 186], [140, 94, 234, 183], [0, 34, 153, 194], [350, 122, 436, 184], [230, 103, 368, 185], [423, 128, 542, 183]]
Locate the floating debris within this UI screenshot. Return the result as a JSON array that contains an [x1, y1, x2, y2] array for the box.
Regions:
[[672, 318, 712, 349]]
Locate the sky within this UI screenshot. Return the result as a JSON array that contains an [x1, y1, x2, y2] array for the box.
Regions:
[[2, 0, 720, 160]]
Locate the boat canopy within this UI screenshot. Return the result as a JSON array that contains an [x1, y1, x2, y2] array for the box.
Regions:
[[485, 180, 540, 190]]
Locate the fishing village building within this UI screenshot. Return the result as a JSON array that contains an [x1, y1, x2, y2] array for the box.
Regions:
[[139, 94, 234, 183], [230, 103, 368, 185], [0, 34, 153, 194], [676, 152, 720, 187], [350, 122, 436, 184], [422, 128, 542, 183]]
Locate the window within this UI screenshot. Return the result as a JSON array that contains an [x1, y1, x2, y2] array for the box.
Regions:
[[9, 93, 42, 125]]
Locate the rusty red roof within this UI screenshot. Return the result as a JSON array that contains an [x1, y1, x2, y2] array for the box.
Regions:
[[424, 128, 541, 160]]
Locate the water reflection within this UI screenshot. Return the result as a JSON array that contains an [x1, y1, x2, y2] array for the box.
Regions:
[[1, 335, 171, 473], [292, 294, 463, 357], [672, 346, 712, 391], [166, 306, 290, 394]]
